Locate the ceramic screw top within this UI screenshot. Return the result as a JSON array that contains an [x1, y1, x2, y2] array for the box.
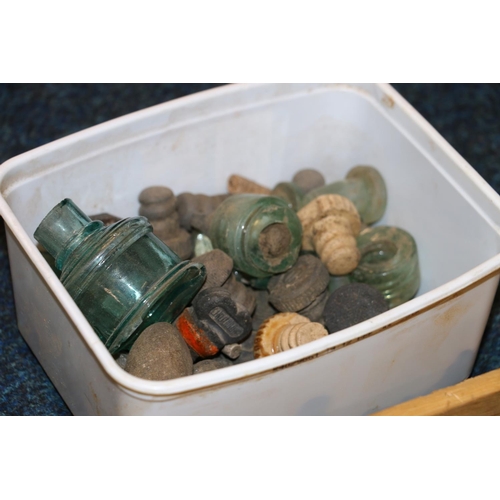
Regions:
[[254, 312, 327, 358], [303, 166, 387, 225], [274, 322, 328, 352], [351, 225, 420, 308], [34, 198, 206, 354], [297, 194, 362, 275], [125, 323, 193, 381], [209, 194, 303, 278]]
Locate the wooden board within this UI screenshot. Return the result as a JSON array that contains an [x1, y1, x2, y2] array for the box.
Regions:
[[373, 368, 500, 416]]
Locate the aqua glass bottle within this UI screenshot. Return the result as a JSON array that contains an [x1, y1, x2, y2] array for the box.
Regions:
[[208, 194, 303, 278], [34, 199, 206, 354], [303, 166, 387, 224], [350, 225, 420, 308]]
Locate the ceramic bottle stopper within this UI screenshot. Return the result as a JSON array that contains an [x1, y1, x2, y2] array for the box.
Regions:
[[221, 343, 243, 359], [270, 182, 305, 211], [303, 166, 387, 225], [177, 192, 230, 231], [34, 199, 206, 354], [297, 194, 362, 275], [138, 186, 193, 260], [297, 289, 329, 323], [191, 249, 234, 292], [254, 312, 327, 358], [267, 254, 329, 313], [350, 226, 420, 308], [292, 169, 326, 193], [209, 194, 303, 278], [270, 169, 326, 211], [125, 323, 193, 380], [175, 288, 252, 359], [323, 283, 388, 334], [227, 174, 271, 195], [194, 355, 233, 374], [222, 273, 257, 315]]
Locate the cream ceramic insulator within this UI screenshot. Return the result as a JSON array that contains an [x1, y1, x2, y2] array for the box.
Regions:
[[297, 194, 362, 275], [274, 322, 328, 354], [254, 312, 309, 358]]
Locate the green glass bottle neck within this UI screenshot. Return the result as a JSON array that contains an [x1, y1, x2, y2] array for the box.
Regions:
[[34, 199, 104, 271]]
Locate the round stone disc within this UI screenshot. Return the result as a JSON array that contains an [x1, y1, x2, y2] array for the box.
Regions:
[[268, 254, 329, 312], [323, 282, 389, 334]]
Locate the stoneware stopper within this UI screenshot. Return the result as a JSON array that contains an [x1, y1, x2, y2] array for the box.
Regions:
[[267, 254, 329, 312], [292, 169, 326, 194], [192, 249, 234, 292], [193, 356, 233, 374], [138, 185, 193, 260], [227, 174, 272, 195]]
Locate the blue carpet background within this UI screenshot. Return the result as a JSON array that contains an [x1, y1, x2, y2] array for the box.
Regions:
[[1, 83, 499, 415]]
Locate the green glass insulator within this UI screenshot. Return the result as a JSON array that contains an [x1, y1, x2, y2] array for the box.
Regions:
[[350, 225, 420, 308], [303, 166, 387, 224], [34, 199, 206, 354], [208, 194, 302, 278], [270, 182, 305, 211]]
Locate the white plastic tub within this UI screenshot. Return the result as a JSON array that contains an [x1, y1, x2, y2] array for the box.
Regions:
[[1, 83, 500, 415]]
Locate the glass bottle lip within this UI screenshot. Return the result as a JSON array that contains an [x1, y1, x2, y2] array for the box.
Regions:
[[356, 226, 416, 276], [34, 198, 92, 262], [56, 220, 103, 271], [240, 196, 302, 278]]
